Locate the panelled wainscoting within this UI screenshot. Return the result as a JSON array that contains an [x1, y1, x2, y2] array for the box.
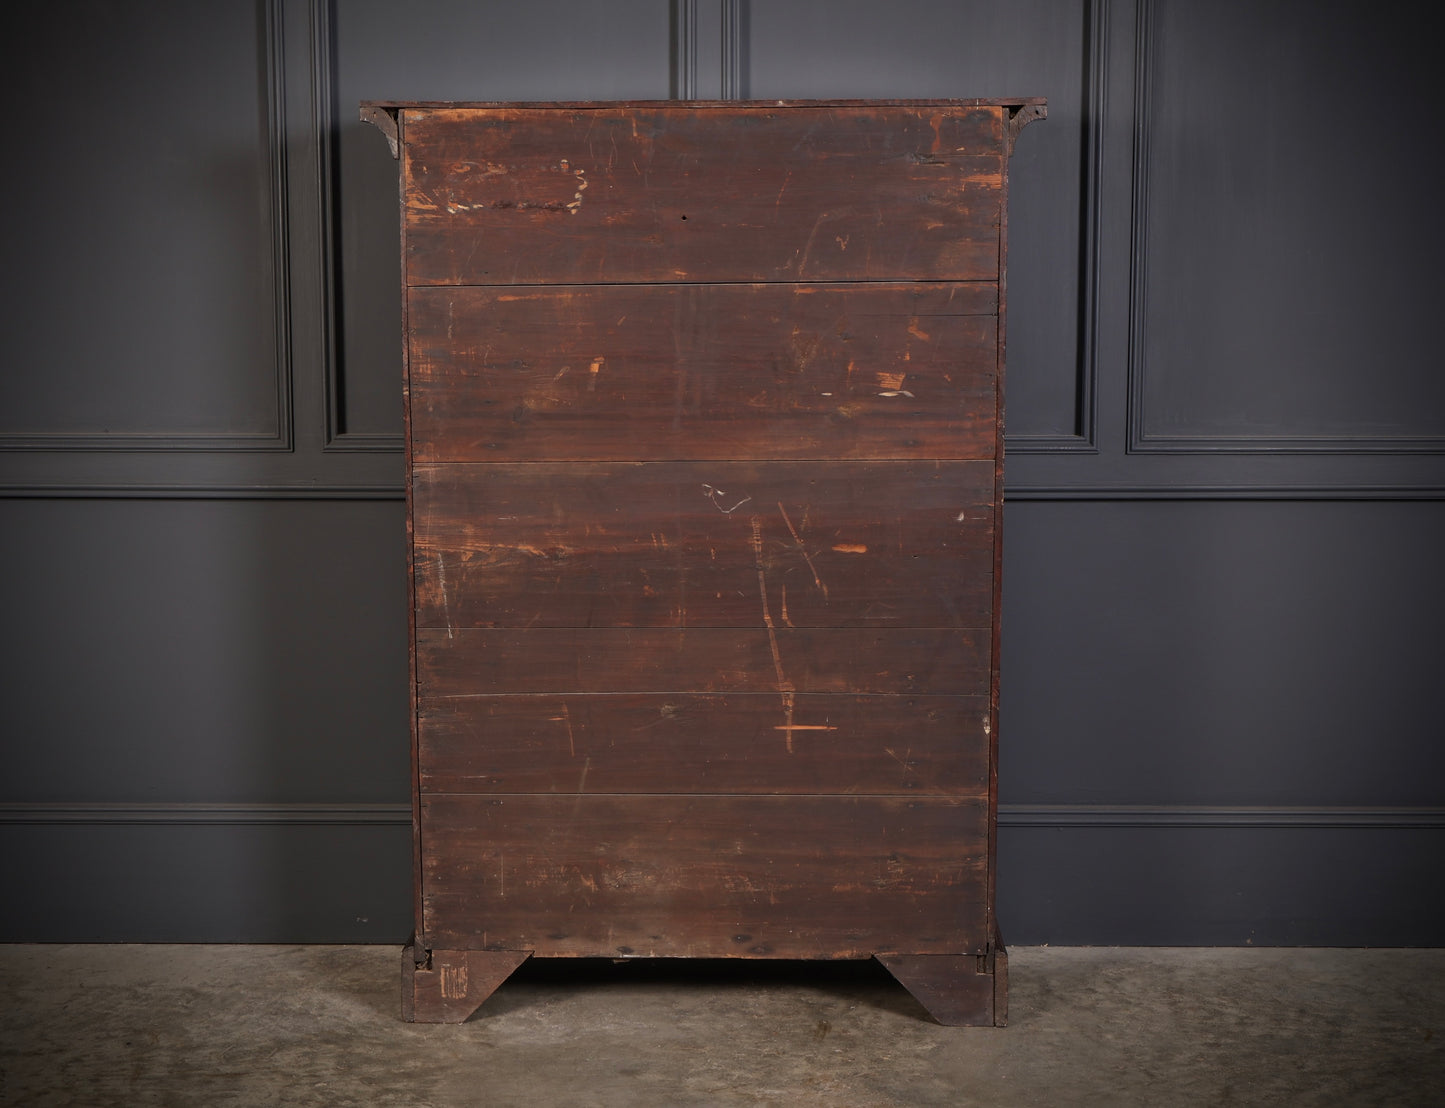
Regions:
[[1, 0, 1440, 944]]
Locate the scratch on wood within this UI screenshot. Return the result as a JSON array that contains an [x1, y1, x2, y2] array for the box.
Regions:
[[832, 543, 868, 554], [777, 502, 827, 597], [703, 484, 752, 514], [549, 702, 576, 757], [884, 746, 914, 774], [776, 723, 837, 732], [435, 552, 454, 640], [795, 211, 828, 276], [774, 169, 792, 211], [751, 516, 796, 751], [779, 692, 797, 755], [588, 356, 604, 390]]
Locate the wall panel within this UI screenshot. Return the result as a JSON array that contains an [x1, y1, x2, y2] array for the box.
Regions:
[[3, 0, 1442, 946], [1129, 0, 1445, 453], [0, 0, 290, 450], [0, 499, 409, 805]]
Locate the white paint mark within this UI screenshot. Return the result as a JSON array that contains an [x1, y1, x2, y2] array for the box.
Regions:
[[441, 964, 469, 1000], [877, 390, 915, 398], [956, 511, 967, 522], [566, 168, 588, 215], [703, 484, 752, 514]]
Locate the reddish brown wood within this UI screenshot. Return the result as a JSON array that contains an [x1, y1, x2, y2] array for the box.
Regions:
[[416, 627, 988, 697], [418, 693, 990, 796], [407, 282, 998, 462], [364, 98, 1041, 1024], [399, 104, 1005, 286], [876, 937, 1008, 1026], [420, 794, 988, 957], [402, 943, 531, 1024], [411, 460, 995, 630]]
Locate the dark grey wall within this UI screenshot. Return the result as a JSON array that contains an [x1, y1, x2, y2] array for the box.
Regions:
[[2, 0, 1441, 945]]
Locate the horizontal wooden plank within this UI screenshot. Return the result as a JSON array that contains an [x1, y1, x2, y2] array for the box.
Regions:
[[416, 628, 990, 696], [401, 105, 1004, 285], [407, 283, 999, 461], [417, 693, 990, 795], [420, 794, 988, 956], [412, 460, 995, 629]]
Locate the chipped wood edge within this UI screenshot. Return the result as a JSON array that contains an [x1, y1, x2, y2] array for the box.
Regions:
[[1005, 102, 1047, 157], [360, 101, 400, 158]]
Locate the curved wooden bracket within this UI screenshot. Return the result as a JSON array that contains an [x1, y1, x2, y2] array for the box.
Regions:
[[360, 101, 400, 159], [1005, 102, 1047, 157]]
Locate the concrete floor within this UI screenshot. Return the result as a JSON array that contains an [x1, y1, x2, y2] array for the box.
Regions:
[[1, 946, 1442, 1106]]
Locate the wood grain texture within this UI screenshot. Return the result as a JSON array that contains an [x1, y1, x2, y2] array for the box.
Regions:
[[400, 104, 1004, 285], [378, 101, 1022, 1015], [876, 947, 1005, 1026], [407, 282, 999, 461], [418, 693, 990, 796], [420, 794, 988, 957], [416, 627, 989, 697], [412, 460, 995, 630], [402, 944, 531, 1024]]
